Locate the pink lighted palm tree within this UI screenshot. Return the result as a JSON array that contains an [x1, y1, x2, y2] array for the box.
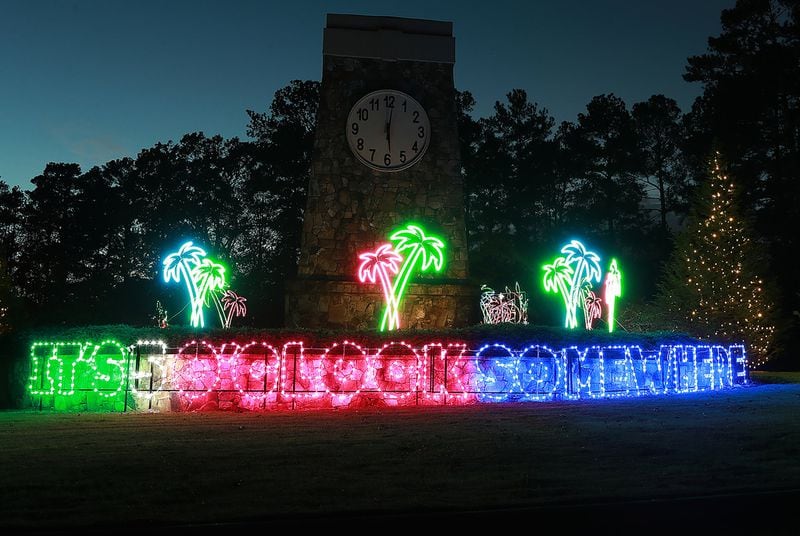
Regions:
[[221, 290, 247, 329], [358, 244, 403, 330], [582, 288, 602, 330]]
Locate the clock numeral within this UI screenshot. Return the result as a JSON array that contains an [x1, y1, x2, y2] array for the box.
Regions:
[[349, 92, 425, 170]]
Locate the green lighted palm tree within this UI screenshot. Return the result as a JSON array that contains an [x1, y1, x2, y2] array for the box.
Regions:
[[380, 224, 446, 331], [162, 241, 207, 327], [561, 240, 602, 329], [190, 258, 227, 328], [542, 256, 574, 328]]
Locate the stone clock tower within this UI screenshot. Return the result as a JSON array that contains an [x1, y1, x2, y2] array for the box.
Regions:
[[285, 14, 475, 329]]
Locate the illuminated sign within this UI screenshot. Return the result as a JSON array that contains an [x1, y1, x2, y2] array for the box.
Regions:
[[27, 338, 748, 411]]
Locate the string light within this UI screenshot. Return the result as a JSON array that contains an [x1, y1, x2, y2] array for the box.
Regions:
[[162, 242, 210, 328], [27, 339, 748, 410], [162, 241, 246, 329], [543, 240, 602, 329], [604, 259, 622, 333], [479, 283, 529, 324], [582, 289, 602, 330], [666, 154, 775, 366], [420, 343, 471, 404], [27, 340, 129, 404], [231, 342, 282, 407], [378, 224, 446, 331], [129, 340, 168, 401], [221, 291, 248, 329], [357, 244, 403, 330]]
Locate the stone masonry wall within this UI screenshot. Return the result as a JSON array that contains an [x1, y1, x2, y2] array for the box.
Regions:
[[286, 54, 475, 328], [297, 56, 468, 278], [286, 279, 476, 329]]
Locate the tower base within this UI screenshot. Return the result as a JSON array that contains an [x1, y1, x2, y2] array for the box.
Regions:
[[285, 277, 477, 329]]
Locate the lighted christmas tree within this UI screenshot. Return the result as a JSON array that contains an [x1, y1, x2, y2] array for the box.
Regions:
[[658, 152, 776, 366]]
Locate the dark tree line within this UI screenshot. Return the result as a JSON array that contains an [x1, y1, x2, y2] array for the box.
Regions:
[[0, 84, 692, 329], [0, 0, 797, 363], [680, 0, 800, 359], [0, 81, 318, 327], [0, 82, 686, 327], [458, 89, 695, 321]]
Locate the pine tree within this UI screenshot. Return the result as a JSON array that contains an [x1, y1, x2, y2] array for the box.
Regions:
[[658, 153, 776, 366]]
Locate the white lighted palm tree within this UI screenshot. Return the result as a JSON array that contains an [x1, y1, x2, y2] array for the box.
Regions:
[[162, 241, 207, 327]]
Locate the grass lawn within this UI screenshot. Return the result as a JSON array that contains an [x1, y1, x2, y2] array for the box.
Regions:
[[751, 370, 800, 384], [1, 378, 799, 532]]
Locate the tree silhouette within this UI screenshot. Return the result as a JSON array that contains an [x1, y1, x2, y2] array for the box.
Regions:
[[244, 80, 320, 324], [15, 163, 82, 314], [565, 94, 646, 239], [464, 90, 562, 287], [632, 95, 692, 235], [1, 41, 788, 347], [684, 0, 799, 359]]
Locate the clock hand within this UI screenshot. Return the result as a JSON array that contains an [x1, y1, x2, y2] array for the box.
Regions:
[[386, 108, 394, 153], [383, 108, 392, 153]]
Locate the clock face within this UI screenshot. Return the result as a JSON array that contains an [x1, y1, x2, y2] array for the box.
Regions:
[[346, 89, 430, 172]]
